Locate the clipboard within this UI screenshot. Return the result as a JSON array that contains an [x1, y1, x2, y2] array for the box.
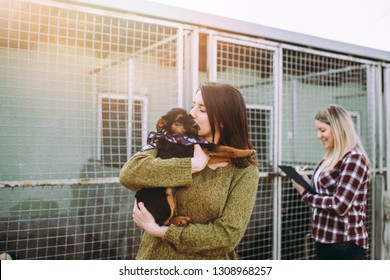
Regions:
[[278, 165, 317, 194]]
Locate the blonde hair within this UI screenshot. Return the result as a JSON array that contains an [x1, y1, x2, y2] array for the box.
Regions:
[[315, 104, 371, 171]]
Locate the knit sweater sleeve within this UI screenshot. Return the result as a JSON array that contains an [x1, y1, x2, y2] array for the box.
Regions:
[[119, 149, 193, 192], [162, 165, 259, 255]]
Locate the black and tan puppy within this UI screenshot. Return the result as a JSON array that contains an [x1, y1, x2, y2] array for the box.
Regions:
[[135, 108, 255, 226]]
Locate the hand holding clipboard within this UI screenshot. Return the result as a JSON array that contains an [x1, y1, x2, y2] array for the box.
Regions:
[[278, 165, 317, 194]]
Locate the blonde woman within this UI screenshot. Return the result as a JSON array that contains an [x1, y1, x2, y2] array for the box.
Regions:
[[292, 104, 371, 260]]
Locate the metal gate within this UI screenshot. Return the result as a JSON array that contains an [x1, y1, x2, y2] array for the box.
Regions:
[[0, 0, 192, 259], [0, 0, 384, 259], [206, 32, 379, 259]]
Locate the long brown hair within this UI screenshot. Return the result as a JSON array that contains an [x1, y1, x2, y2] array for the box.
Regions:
[[198, 81, 258, 166]]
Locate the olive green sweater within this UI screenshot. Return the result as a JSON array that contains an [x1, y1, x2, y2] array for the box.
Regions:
[[119, 149, 259, 260]]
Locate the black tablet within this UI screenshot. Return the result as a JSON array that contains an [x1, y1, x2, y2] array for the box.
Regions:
[[278, 165, 317, 194]]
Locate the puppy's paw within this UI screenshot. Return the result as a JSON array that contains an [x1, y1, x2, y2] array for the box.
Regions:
[[169, 216, 190, 226]]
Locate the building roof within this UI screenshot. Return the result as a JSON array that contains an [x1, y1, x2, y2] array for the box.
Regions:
[[68, 0, 390, 62]]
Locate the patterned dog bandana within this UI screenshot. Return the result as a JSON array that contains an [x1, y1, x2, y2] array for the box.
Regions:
[[141, 129, 209, 151]]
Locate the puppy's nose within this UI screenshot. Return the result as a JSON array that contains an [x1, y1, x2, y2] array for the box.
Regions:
[[192, 122, 199, 129]]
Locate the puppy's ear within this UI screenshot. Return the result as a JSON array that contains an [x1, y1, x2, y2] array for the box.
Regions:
[[156, 117, 167, 131]]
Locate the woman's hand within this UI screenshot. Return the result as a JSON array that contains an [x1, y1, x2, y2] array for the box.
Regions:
[[295, 166, 310, 183], [133, 200, 168, 238], [292, 166, 309, 195], [291, 179, 306, 195], [191, 144, 209, 173]]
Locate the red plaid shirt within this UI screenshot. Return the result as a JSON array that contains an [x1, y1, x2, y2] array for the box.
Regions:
[[301, 149, 370, 249]]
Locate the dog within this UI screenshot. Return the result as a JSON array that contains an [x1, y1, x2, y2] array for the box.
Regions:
[[135, 108, 256, 227]]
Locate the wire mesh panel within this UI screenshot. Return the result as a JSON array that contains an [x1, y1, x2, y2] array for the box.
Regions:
[[237, 177, 274, 260], [0, 184, 138, 259], [0, 0, 188, 259], [0, 0, 184, 185], [281, 47, 375, 259], [211, 36, 277, 171], [209, 34, 377, 259], [209, 35, 277, 259]]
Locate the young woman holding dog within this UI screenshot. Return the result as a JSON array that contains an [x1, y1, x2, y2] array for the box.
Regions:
[[119, 81, 259, 260], [292, 104, 371, 260]]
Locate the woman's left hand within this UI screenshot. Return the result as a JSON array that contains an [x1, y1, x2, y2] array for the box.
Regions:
[[133, 200, 168, 238], [291, 180, 305, 195], [292, 166, 309, 195]]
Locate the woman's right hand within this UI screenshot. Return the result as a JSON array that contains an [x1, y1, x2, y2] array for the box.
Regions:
[[191, 144, 209, 173], [133, 200, 167, 238], [295, 166, 310, 183]]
